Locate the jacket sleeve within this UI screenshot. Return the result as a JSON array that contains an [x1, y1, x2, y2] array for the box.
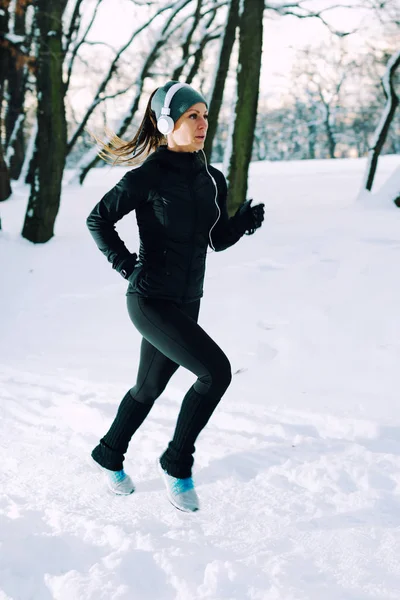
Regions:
[[209, 168, 245, 252], [86, 169, 147, 277]]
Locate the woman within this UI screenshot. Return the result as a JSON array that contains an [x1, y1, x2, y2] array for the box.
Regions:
[[87, 80, 265, 512]]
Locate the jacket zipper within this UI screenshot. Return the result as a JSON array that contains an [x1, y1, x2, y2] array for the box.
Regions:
[[183, 175, 198, 302]]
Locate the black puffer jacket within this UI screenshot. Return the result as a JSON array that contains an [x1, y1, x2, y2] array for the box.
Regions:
[[86, 145, 245, 303]]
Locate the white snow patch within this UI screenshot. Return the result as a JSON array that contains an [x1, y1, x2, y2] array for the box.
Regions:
[[1, 155, 400, 599]]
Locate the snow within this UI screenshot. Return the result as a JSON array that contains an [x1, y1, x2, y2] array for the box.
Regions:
[[1, 154, 400, 599], [5, 114, 24, 167], [19, 121, 37, 184], [4, 33, 25, 44]]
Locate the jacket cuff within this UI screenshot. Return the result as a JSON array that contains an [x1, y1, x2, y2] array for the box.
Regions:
[[231, 212, 248, 236], [113, 253, 138, 279]]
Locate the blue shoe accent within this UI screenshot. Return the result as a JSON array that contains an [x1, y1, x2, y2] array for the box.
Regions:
[[91, 457, 135, 495], [171, 477, 195, 494], [158, 461, 199, 512], [108, 470, 128, 484]]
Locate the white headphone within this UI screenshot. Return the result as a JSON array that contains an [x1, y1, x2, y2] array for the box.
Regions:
[[157, 83, 191, 135]]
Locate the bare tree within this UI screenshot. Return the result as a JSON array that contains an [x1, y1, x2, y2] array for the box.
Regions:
[[74, 0, 197, 185], [22, 0, 104, 185], [225, 0, 264, 215], [0, 0, 12, 201], [203, 0, 239, 160], [290, 42, 356, 159], [4, 0, 33, 180], [172, 0, 203, 80], [363, 49, 400, 192], [0, 144, 12, 203], [64, 0, 104, 92], [65, 0, 173, 156], [184, 4, 220, 84], [21, 0, 68, 243]]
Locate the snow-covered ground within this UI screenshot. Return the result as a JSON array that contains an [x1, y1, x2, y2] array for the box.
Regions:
[[1, 155, 400, 600]]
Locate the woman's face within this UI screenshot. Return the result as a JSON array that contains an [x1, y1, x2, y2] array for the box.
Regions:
[[167, 102, 208, 152]]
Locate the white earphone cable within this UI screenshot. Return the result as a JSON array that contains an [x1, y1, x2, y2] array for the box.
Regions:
[[201, 149, 220, 252]]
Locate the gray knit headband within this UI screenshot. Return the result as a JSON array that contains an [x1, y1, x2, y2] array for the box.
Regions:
[[151, 80, 207, 124]]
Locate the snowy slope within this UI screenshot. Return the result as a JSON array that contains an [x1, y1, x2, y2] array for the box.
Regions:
[[1, 156, 400, 600]]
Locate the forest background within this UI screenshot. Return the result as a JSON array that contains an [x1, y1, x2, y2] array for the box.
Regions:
[[0, 0, 399, 242]]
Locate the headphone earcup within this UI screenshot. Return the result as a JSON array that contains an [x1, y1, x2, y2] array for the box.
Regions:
[[157, 115, 174, 135]]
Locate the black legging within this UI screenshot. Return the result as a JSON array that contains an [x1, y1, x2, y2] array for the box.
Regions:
[[91, 295, 232, 478]]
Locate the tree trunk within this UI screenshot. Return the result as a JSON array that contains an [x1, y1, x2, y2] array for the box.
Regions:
[[5, 0, 31, 180], [225, 0, 263, 215], [0, 1, 12, 202], [0, 0, 11, 127], [364, 49, 400, 192], [307, 122, 316, 159], [203, 0, 239, 161], [323, 104, 336, 158], [22, 0, 68, 243], [0, 142, 12, 201]]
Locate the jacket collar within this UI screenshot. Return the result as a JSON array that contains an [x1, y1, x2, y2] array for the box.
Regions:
[[147, 145, 205, 174]]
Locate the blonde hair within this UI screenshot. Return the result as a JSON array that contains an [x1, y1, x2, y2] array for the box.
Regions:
[[92, 89, 166, 167]]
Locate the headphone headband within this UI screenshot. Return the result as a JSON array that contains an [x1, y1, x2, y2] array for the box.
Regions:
[[161, 83, 190, 116], [153, 80, 207, 135]]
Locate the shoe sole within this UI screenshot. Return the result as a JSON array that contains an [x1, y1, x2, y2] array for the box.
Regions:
[[90, 456, 135, 496], [157, 461, 199, 513]]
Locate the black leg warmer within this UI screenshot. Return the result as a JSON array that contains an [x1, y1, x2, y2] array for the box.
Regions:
[[159, 386, 220, 478], [92, 391, 153, 471]]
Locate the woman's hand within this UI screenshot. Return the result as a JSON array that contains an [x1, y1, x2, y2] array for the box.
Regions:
[[235, 199, 265, 235], [118, 252, 138, 279]]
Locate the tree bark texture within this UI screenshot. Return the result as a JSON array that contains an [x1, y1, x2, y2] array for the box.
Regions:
[[323, 105, 336, 159], [5, 1, 31, 179], [0, 142, 12, 201], [0, 0, 12, 201], [364, 50, 400, 192], [22, 0, 68, 243], [226, 0, 264, 215], [0, 0, 11, 120], [203, 0, 239, 161]]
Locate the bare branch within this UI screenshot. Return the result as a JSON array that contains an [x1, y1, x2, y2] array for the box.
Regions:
[[64, 0, 85, 56], [202, 0, 228, 13], [65, 0, 104, 91], [172, 0, 203, 80], [100, 83, 137, 101], [266, 0, 400, 32], [265, 1, 367, 36], [127, 0, 159, 5], [81, 39, 115, 51], [186, 8, 221, 83], [67, 0, 191, 154]]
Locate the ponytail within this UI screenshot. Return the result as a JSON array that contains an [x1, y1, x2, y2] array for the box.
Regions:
[[92, 88, 165, 167]]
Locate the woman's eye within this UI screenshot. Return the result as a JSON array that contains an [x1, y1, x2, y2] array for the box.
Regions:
[[189, 114, 208, 119]]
